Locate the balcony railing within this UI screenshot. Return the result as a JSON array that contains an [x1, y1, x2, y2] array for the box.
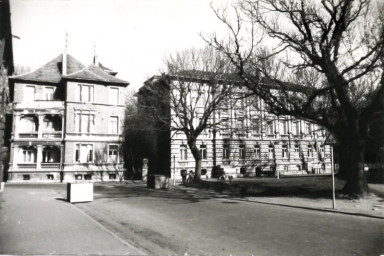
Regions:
[[41, 163, 60, 169], [18, 132, 38, 139], [42, 131, 62, 139], [17, 163, 37, 169], [14, 101, 64, 110]]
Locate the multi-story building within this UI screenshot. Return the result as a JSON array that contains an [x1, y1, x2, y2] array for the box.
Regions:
[[142, 74, 332, 180], [7, 53, 129, 182]]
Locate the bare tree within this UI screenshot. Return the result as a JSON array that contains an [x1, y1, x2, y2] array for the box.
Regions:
[[207, 0, 384, 197], [139, 47, 236, 181]]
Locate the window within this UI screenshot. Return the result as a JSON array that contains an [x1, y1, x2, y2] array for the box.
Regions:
[[237, 118, 245, 131], [239, 144, 246, 159], [294, 144, 300, 154], [306, 123, 312, 134], [109, 116, 119, 134], [266, 120, 274, 134], [254, 145, 261, 158], [22, 149, 35, 163], [109, 87, 119, 104], [75, 144, 94, 163], [43, 87, 55, 101], [307, 144, 314, 157], [252, 119, 261, 134], [84, 174, 92, 180], [23, 174, 30, 180], [47, 174, 54, 180], [75, 113, 94, 133], [268, 145, 274, 159], [200, 145, 207, 160], [77, 84, 94, 102], [109, 173, 117, 180], [25, 85, 35, 102], [180, 145, 187, 160], [281, 120, 289, 134], [75, 174, 83, 180], [223, 144, 230, 159], [109, 145, 119, 163], [292, 121, 299, 135], [320, 145, 325, 157], [282, 144, 288, 158]]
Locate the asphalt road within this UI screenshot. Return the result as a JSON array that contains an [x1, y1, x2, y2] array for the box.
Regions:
[[75, 183, 383, 256], [1, 183, 383, 256]]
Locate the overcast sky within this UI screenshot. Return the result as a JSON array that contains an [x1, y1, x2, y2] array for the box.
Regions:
[[10, 0, 231, 90]]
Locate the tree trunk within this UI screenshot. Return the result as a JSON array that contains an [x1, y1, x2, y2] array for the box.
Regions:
[[187, 138, 202, 182], [339, 140, 369, 198], [195, 158, 202, 181]]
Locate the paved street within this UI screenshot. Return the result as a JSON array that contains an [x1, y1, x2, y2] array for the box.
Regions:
[[1, 183, 383, 255]]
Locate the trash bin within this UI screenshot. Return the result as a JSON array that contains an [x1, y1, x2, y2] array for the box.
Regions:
[[67, 183, 93, 203]]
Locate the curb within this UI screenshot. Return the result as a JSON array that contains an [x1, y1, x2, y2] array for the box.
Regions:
[[232, 197, 384, 220]]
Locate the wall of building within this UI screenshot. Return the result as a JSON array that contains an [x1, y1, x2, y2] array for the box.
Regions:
[[167, 82, 332, 181]]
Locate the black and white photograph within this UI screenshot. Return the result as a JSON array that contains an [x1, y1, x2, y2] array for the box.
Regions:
[[0, 0, 383, 255]]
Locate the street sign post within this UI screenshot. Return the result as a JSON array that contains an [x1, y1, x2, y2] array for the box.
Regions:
[[325, 133, 338, 209]]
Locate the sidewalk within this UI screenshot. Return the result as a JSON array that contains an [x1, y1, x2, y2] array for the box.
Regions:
[[171, 181, 384, 219], [0, 185, 145, 255]]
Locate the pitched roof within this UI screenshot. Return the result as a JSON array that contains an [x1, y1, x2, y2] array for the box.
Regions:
[[10, 54, 128, 86], [63, 64, 127, 84]]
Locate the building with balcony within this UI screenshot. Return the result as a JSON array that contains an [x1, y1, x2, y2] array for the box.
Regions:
[[7, 53, 129, 182], [141, 74, 332, 180]]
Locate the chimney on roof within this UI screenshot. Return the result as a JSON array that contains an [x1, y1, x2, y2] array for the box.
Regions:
[[62, 32, 69, 75], [93, 43, 99, 66]]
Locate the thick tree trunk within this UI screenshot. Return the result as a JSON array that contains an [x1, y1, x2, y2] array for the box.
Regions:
[[339, 140, 369, 198], [195, 158, 202, 181]]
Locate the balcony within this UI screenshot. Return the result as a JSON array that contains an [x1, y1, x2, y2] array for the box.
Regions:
[[15, 163, 61, 170], [17, 163, 37, 169], [41, 163, 60, 169], [19, 132, 38, 139], [14, 101, 64, 110], [42, 131, 62, 139]]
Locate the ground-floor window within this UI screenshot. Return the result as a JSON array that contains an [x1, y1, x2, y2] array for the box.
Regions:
[[268, 145, 274, 159], [239, 144, 246, 159], [75, 144, 93, 163], [22, 148, 35, 163], [109, 145, 119, 163], [200, 145, 207, 160], [254, 145, 260, 159], [180, 145, 188, 160], [282, 144, 288, 158], [109, 173, 117, 179], [223, 144, 230, 159]]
